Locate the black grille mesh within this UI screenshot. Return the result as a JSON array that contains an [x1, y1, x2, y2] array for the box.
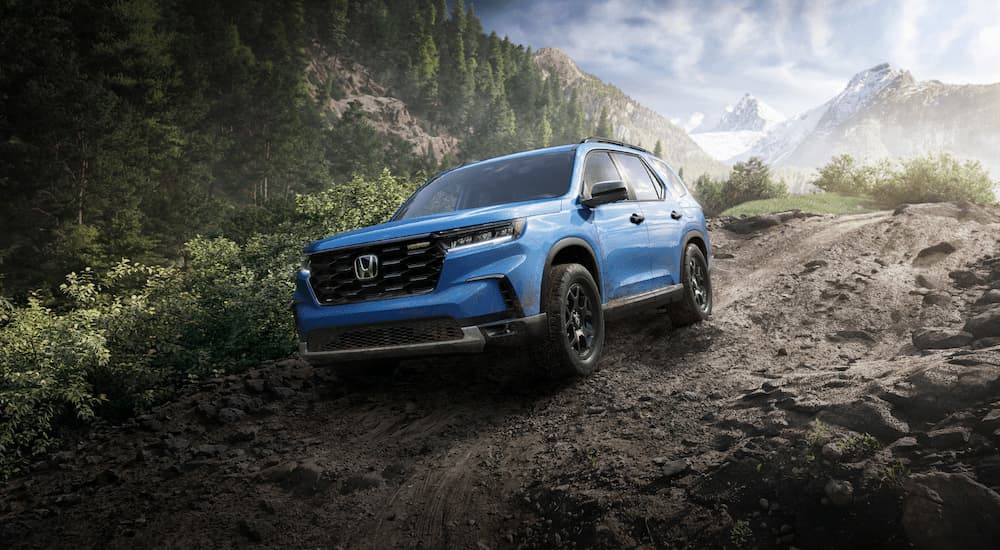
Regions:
[[308, 236, 446, 305], [307, 318, 464, 352]]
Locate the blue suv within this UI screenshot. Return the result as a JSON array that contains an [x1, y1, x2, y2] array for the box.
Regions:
[[293, 138, 712, 377]]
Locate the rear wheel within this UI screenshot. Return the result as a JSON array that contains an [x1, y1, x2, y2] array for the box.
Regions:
[[668, 243, 712, 327], [532, 263, 605, 377]]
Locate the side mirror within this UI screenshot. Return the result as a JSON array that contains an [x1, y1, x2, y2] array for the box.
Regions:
[[581, 179, 628, 208]]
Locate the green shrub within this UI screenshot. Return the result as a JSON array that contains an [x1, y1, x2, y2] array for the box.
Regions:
[[693, 157, 787, 216], [294, 168, 416, 239], [836, 433, 880, 460], [814, 154, 892, 196], [812, 152, 997, 207], [730, 519, 753, 547], [0, 170, 417, 476], [692, 174, 726, 217], [0, 295, 107, 476], [873, 153, 997, 207]]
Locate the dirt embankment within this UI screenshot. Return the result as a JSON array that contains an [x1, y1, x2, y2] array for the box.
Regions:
[[3, 202, 1000, 550]]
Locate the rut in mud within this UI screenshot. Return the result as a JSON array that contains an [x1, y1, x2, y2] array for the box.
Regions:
[[3, 202, 1000, 550]]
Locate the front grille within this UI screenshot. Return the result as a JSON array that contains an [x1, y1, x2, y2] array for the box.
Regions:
[[308, 236, 446, 305], [306, 318, 464, 352]]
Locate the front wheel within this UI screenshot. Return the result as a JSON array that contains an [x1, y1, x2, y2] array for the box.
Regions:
[[668, 243, 712, 327], [531, 263, 605, 377]]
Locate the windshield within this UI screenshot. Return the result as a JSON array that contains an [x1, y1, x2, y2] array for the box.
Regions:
[[394, 149, 576, 220]]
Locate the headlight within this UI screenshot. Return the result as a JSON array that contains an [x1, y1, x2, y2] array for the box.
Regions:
[[299, 254, 311, 273], [441, 219, 525, 252]]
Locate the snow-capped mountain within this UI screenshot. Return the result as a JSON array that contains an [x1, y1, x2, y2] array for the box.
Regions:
[[712, 93, 786, 132], [731, 63, 1000, 178], [688, 93, 785, 160], [743, 63, 911, 165]]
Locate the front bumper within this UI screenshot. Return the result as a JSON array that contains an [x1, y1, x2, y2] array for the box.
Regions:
[[298, 313, 548, 364]]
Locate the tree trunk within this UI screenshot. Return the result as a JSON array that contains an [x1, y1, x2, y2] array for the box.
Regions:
[[77, 158, 88, 226]]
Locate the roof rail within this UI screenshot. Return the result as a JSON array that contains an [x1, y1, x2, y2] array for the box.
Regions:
[[581, 136, 653, 155]]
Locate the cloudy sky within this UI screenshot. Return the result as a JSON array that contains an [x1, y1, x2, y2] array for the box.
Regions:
[[472, 0, 1000, 130]]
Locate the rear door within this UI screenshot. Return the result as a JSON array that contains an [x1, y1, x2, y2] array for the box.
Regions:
[[581, 151, 656, 300], [611, 152, 684, 287]]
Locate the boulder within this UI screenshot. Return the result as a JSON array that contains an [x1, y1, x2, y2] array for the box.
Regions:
[[723, 211, 813, 234], [912, 242, 957, 267], [950, 270, 983, 288], [971, 337, 1000, 349], [923, 427, 970, 449], [921, 293, 950, 307], [903, 472, 1000, 550], [915, 274, 937, 289], [912, 328, 973, 350], [824, 479, 853, 508], [881, 362, 1000, 423], [653, 457, 690, 478], [964, 306, 1000, 338], [976, 289, 1000, 305], [980, 410, 1000, 432], [817, 399, 909, 440]]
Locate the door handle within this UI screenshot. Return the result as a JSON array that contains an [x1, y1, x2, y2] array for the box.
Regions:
[[670, 210, 683, 220], [630, 213, 645, 224]]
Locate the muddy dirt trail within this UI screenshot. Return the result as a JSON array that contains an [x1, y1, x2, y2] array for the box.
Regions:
[[3, 202, 1000, 550]]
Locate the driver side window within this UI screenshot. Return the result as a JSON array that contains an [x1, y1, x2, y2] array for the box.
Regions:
[[583, 152, 625, 197]]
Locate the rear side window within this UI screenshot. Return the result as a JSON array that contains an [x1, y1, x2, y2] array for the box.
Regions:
[[651, 157, 689, 197], [613, 153, 661, 201], [582, 152, 622, 195]]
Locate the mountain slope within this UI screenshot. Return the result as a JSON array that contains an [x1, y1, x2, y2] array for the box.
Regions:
[[534, 48, 728, 178], [689, 130, 765, 162], [742, 63, 1000, 177], [305, 48, 458, 161]]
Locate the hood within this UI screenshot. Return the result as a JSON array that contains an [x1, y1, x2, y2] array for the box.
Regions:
[[305, 198, 564, 253]]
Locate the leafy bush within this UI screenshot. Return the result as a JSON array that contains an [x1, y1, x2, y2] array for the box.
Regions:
[[693, 157, 787, 216], [0, 170, 416, 476], [814, 154, 892, 196], [873, 153, 997, 206], [0, 295, 107, 476], [813, 152, 997, 207]]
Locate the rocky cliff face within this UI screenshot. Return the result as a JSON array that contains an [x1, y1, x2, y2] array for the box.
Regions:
[[305, 47, 459, 161], [534, 48, 728, 178]]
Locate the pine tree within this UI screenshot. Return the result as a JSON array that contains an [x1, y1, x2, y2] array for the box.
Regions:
[[596, 107, 612, 137], [654, 140, 663, 157]]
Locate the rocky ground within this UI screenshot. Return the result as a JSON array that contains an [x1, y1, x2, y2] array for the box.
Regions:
[[2, 202, 1000, 550]]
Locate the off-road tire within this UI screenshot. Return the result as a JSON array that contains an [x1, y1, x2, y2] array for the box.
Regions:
[[668, 243, 712, 327], [532, 263, 605, 377]]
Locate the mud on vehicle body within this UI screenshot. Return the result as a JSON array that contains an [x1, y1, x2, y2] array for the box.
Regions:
[[293, 138, 713, 376]]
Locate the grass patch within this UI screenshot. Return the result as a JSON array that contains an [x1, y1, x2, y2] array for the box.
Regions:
[[837, 433, 881, 460], [721, 193, 875, 217]]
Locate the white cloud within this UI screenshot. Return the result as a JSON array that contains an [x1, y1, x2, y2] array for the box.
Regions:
[[475, 0, 1000, 121], [803, 0, 833, 57], [682, 112, 705, 132], [892, 0, 928, 70]]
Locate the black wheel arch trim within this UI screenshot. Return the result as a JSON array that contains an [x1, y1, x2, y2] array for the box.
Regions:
[[542, 237, 603, 302], [681, 230, 710, 269]]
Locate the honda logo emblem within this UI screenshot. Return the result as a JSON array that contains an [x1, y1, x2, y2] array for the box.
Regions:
[[354, 254, 379, 280]]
